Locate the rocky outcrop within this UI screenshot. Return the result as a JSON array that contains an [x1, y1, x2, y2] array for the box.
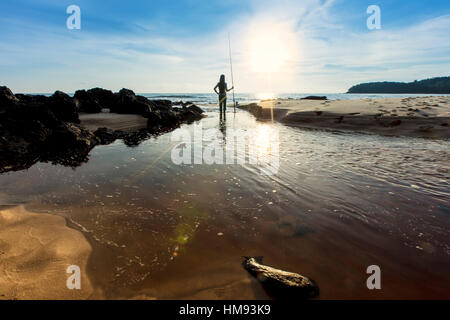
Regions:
[[74, 88, 115, 113], [177, 105, 206, 123], [0, 88, 97, 172], [12, 90, 80, 124], [111, 89, 152, 116], [74, 87, 201, 123], [48, 91, 80, 123], [0, 86, 204, 173], [0, 86, 19, 109]]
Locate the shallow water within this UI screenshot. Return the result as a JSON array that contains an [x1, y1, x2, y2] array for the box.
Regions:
[[1, 110, 449, 299]]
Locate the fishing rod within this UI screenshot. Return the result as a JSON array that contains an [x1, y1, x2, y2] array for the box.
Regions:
[[228, 33, 236, 113]]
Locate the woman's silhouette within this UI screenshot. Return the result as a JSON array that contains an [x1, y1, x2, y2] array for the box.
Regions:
[[214, 74, 233, 115]]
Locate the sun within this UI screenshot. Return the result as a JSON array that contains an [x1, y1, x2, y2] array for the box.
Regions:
[[245, 21, 297, 73]]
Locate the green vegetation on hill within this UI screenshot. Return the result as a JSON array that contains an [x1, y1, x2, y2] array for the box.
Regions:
[[347, 77, 450, 94]]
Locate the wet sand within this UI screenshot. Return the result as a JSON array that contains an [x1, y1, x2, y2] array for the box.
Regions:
[[241, 96, 450, 139], [79, 113, 148, 132], [0, 205, 96, 299]]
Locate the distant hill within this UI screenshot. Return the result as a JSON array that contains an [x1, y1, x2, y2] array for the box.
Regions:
[[347, 77, 450, 94]]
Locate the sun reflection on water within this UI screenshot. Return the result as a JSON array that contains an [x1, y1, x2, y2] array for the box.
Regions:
[[252, 124, 279, 173]]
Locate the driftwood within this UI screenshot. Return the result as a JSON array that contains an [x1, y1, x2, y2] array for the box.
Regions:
[[242, 257, 319, 299]]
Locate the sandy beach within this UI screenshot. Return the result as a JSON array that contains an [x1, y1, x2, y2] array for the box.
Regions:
[[79, 113, 148, 132], [0, 205, 95, 299], [240, 96, 450, 139]]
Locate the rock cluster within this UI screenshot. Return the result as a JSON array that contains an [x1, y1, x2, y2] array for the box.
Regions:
[[0, 86, 204, 173]]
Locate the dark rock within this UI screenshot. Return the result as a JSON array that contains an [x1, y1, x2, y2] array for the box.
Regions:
[[48, 91, 79, 123], [111, 89, 153, 116], [87, 88, 115, 106], [1, 102, 59, 137], [186, 104, 203, 114], [47, 122, 98, 151], [242, 257, 319, 299], [301, 96, 327, 100], [21, 120, 52, 143], [76, 88, 175, 118], [1, 86, 207, 173], [15, 94, 49, 106], [146, 111, 163, 132], [0, 86, 19, 109], [74, 90, 102, 113], [146, 109, 181, 133], [148, 99, 173, 110], [180, 109, 200, 124], [178, 105, 204, 124], [94, 127, 117, 145], [25, 104, 60, 128], [159, 109, 181, 127], [0, 87, 98, 172], [74, 88, 115, 113]]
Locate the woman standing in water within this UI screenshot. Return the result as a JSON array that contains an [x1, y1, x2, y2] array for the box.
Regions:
[[214, 74, 233, 115]]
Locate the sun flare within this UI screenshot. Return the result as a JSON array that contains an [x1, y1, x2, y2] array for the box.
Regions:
[[246, 21, 298, 73]]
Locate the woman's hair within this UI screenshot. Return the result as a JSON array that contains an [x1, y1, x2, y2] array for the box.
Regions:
[[219, 74, 225, 83]]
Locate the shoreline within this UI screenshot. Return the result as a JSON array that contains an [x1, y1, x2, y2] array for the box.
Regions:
[[0, 205, 97, 299], [239, 96, 450, 139]]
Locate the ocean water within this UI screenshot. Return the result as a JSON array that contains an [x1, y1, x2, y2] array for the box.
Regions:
[[140, 92, 450, 106]]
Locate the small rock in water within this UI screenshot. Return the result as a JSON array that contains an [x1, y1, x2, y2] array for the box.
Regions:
[[242, 257, 318, 299]]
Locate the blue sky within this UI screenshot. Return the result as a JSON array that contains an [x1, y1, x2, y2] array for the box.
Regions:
[[1, 0, 449, 93]]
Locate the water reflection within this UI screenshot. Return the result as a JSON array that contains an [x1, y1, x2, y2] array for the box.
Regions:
[[219, 112, 226, 144], [255, 124, 275, 157]]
